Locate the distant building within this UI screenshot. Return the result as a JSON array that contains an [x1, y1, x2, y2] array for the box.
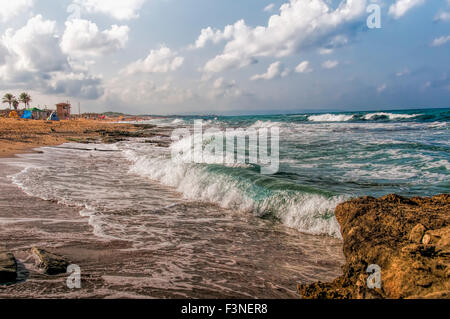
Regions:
[[56, 102, 71, 119], [82, 113, 100, 119]]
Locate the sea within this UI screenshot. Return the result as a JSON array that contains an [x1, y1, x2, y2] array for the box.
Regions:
[[1, 108, 448, 297], [7, 108, 449, 240]]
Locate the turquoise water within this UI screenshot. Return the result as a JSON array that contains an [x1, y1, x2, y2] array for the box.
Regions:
[[112, 108, 449, 237], [174, 108, 449, 199], [10, 108, 449, 238]]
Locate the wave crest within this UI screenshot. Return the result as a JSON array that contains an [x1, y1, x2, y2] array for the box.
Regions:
[[125, 149, 344, 238]]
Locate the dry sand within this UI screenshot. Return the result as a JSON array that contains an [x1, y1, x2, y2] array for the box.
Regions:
[[0, 118, 137, 158]]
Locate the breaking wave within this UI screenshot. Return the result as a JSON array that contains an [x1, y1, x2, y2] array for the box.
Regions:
[[308, 114, 355, 122], [124, 145, 345, 238], [307, 112, 421, 122], [362, 112, 420, 121]]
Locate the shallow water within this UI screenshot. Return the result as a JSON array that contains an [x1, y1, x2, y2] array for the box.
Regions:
[[115, 109, 449, 237], [2, 108, 448, 297], [0, 161, 343, 298]]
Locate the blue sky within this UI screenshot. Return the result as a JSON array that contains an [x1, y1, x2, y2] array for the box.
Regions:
[[0, 0, 449, 115]]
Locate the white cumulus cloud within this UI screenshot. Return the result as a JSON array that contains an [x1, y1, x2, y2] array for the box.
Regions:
[[61, 19, 129, 59], [431, 35, 450, 47], [123, 46, 184, 75], [209, 77, 243, 99], [388, 0, 426, 19], [1, 15, 67, 74], [295, 61, 312, 73], [251, 61, 289, 80], [0, 15, 104, 99], [196, 0, 368, 73], [72, 0, 147, 20], [105, 77, 193, 107], [0, 0, 33, 23], [264, 3, 276, 12]]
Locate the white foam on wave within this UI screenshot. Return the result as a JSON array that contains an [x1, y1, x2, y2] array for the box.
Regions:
[[11, 167, 120, 241], [308, 114, 355, 122], [249, 120, 285, 128], [307, 112, 421, 122], [170, 129, 254, 168], [7, 144, 131, 242], [171, 118, 185, 125], [124, 143, 344, 238], [363, 112, 420, 120]]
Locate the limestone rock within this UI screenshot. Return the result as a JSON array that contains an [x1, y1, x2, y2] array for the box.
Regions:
[[298, 194, 450, 299], [31, 247, 69, 275]]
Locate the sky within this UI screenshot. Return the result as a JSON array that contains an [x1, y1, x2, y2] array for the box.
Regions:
[[0, 0, 449, 115]]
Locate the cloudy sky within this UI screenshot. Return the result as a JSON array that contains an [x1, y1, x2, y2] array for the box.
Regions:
[[0, 0, 449, 115]]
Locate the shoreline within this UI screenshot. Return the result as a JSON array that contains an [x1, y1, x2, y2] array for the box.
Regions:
[[1, 118, 448, 299], [0, 162, 344, 298], [0, 118, 140, 158], [0, 120, 345, 298]]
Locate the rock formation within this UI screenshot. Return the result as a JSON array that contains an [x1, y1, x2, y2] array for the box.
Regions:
[[31, 247, 69, 275], [299, 194, 450, 299]]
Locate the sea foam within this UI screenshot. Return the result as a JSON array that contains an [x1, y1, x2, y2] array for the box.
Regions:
[[124, 140, 345, 238]]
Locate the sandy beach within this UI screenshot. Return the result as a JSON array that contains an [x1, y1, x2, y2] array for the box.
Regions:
[[0, 118, 345, 298], [0, 115, 448, 299], [0, 118, 139, 158]]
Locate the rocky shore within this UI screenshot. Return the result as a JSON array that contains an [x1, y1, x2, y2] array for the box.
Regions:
[[299, 194, 450, 299]]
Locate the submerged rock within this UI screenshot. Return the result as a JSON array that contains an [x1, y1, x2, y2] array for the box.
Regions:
[[31, 247, 69, 275], [298, 194, 450, 299], [0, 252, 17, 283]]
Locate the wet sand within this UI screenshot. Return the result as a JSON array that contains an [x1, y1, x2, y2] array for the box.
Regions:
[[0, 162, 345, 298]]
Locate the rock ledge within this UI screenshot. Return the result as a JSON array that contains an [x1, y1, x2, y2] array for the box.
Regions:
[[298, 194, 450, 299]]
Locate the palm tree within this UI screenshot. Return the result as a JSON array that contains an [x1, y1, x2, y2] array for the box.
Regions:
[[19, 92, 32, 109], [2, 93, 15, 109], [12, 99, 19, 111]]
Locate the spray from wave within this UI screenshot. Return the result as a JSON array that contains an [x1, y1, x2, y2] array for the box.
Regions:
[[124, 137, 345, 238]]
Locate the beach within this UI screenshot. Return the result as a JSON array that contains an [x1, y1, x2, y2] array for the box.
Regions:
[[0, 111, 448, 299], [1, 0, 448, 304], [0, 118, 139, 158], [0, 117, 345, 298]]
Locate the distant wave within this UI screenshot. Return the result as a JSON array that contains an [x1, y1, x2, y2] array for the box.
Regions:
[[308, 114, 355, 122], [171, 118, 185, 125], [307, 112, 422, 122], [362, 112, 420, 121]]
